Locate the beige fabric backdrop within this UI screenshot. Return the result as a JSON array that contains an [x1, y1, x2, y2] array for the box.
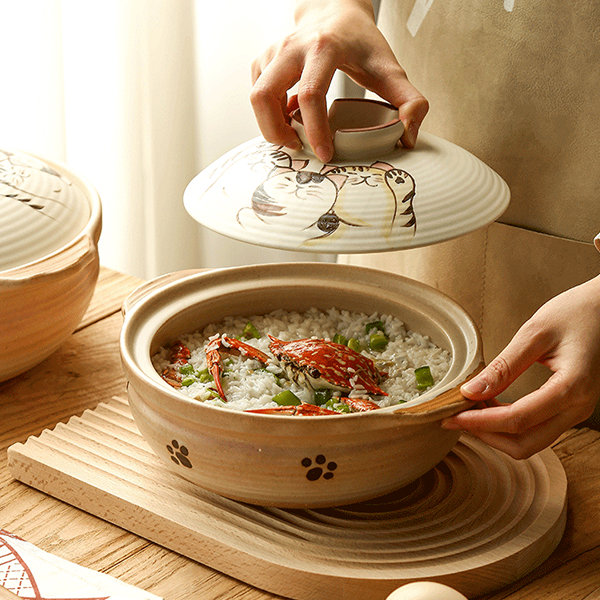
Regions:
[[340, 0, 600, 405]]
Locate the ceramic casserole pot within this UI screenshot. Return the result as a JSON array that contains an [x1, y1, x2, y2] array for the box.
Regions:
[[120, 263, 482, 508], [0, 149, 101, 382]]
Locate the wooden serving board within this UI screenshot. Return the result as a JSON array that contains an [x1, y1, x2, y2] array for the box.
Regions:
[[7, 397, 567, 600]]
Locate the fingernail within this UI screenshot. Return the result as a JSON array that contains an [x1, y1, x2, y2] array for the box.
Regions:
[[287, 139, 303, 152], [441, 418, 460, 430], [315, 144, 333, 163], [461, 377, 487, 395]]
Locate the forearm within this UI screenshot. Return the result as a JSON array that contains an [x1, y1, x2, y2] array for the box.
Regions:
[[294, 0, 375, 25]]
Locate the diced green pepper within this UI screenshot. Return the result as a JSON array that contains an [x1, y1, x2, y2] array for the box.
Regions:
[[369, 332, 389, 351], [181, 377, 196, 387], [365, 320, 385, 334], [272, 390, 301, 406], [324, 399, 350, 413], [347, 338, 361, 352], [314, 388, 332, 406], [178, 364, 194, 375], [333, 333, 348, 346], [415, 366, 435, 390], [196, 368, 214, 383], [242, 321, 261, 339]]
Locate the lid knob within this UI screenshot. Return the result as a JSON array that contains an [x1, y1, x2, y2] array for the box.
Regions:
[[290, 98, 404, 161]]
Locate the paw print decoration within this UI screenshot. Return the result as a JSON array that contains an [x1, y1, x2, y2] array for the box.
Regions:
[[166, 439, 192, 468], [302, 455, 337, 481]]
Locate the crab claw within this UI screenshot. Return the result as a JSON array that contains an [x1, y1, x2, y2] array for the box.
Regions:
[[245, 403, 338, 416], [205, 335, 269, 402]]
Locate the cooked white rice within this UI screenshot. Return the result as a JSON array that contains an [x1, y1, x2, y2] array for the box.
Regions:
[[152, 307, 451, 412]]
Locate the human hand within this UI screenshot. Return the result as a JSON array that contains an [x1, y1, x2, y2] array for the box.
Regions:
[[250, 0, 429, 162], [442, 275, 600, 459]]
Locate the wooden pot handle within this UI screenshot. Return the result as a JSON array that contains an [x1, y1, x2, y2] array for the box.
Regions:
[[121, 269, 208, 316], [393, 361, 485, 423]]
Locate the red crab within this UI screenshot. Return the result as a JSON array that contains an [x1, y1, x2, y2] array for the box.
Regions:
[[268, 336, 387, 396], [205, 334, 387, 403]]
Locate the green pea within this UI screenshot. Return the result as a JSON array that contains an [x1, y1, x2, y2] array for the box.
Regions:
[[415, 365, 435, 390], [369, 332, 389, 351], [178, 364, 194, 375], [347, 338, 361, 353], [272, 390, 301, 406]]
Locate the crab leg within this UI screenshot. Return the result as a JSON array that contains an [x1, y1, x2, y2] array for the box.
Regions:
[[205, 335, 269, 401], [161, 340, 192, 389], [339, 397, 380, 412], [245, 403, 338, 416], [170, 341, 191, 364]]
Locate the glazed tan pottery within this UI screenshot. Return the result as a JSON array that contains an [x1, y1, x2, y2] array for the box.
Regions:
[[0, 149, 101, 382], [120, 263, 482, 508]]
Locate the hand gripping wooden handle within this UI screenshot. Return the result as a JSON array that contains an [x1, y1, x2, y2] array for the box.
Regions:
[[393, 361, 485, 423]]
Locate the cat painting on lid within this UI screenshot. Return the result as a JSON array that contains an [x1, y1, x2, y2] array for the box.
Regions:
[[237, 146, 417, 245]]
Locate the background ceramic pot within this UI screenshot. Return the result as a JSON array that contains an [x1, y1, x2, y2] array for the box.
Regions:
[[120, 263, 482, 508], [0, 149, 102, 382]]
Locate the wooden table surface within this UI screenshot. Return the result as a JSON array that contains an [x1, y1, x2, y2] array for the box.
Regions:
[[1, 267, 599, 600]]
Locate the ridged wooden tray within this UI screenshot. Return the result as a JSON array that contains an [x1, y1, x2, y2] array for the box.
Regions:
[[7, 397, 567, 600]]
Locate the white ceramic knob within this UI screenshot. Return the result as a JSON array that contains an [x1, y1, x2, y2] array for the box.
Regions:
[[386, 581, 468, 600]]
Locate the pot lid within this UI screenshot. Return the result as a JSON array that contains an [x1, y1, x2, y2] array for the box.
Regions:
[[184, 99, 510, 254], [0, 149, 93, 271]]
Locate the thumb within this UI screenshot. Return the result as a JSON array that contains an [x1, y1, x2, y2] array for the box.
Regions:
[[461, 326, 550, 400]]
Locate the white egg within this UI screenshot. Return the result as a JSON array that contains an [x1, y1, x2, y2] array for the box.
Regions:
[[386, 581, 468, 600]]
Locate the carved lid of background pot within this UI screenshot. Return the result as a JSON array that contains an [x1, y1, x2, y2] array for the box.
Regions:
[[0, 149, 96, 271], [184, 99, 510, 254]]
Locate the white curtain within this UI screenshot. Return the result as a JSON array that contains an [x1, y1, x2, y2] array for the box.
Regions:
[[0, 0, 340, 279]]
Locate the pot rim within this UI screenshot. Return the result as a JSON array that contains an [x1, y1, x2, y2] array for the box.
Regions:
[[120, 262, 483, 423], [0, 150, 102, 277]]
